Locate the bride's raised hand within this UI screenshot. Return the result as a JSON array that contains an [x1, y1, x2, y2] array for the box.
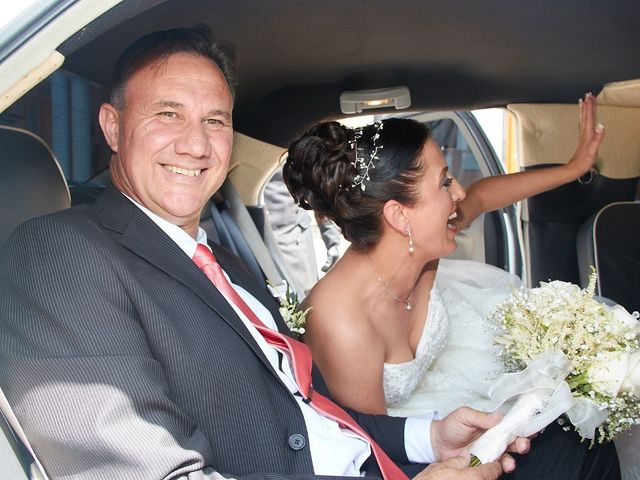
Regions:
[[565, 92, 605, 178], [455, 92, 605, 228]]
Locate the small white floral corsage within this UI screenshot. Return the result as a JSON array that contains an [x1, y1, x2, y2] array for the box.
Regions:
[[271, 282, 312, 339]]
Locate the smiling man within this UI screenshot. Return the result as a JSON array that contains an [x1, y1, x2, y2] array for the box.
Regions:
[[0, 26, 617, 480], [100, 32, 235, 237]]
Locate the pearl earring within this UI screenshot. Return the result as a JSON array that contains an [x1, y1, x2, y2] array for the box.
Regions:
[[407, 226, 414, 254]]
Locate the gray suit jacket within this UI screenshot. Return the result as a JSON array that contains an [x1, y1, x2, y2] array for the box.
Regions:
[[0, 186, 409, 480], [263, 169, 319, 294]]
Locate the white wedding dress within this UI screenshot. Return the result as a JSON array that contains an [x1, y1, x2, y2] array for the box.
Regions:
[[383, 258, 639, 480]]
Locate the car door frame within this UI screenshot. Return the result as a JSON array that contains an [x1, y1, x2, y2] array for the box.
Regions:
[[400, 110, 523, 277]]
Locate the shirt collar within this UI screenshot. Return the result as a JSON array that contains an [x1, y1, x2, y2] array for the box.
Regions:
[[122, 193, 209, 258]]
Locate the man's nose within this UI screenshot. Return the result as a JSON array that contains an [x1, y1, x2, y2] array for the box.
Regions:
[[174, 122, 211, 158]]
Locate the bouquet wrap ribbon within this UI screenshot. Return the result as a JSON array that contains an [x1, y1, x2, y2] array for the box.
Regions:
[[470, 350, 607, 463]]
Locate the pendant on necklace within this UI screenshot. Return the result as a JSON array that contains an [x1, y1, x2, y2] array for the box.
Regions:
[[366, 253, 416, 312]]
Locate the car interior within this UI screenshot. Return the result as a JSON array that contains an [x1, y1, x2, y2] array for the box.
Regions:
[[1, 1, 640, 478]]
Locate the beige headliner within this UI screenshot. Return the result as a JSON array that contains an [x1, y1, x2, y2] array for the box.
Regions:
[[508, 79, 640, 179], [227, 131, 286, 205]]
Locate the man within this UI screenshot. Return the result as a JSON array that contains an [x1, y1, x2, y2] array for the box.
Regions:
[[317, 215, 341, 272], [0, 26, 617, 480], [263, 169, 320, 295], [263, 169, 342, 296]]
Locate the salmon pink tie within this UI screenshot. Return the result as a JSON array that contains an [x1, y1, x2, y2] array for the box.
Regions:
[[192, 243, 408, 480]]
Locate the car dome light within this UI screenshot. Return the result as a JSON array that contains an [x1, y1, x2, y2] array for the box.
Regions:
[[339, 86, 411, 114]]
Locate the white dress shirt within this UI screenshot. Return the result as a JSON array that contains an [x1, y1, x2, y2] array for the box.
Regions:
[[128, 196, 437, 475]]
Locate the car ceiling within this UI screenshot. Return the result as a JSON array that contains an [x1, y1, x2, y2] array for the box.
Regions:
[[60, 0, 640, 146]]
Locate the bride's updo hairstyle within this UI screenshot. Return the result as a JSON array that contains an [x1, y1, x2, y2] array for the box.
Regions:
[[284, 118, 429, 250]]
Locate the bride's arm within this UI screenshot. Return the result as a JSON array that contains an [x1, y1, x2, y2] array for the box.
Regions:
[[304, 292, 388, 415], [455, 92, 604, 230]]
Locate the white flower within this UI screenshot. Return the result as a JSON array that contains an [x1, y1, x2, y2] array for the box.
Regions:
[[608, 304, 640, 333], [588, 351, 640, 397], [272, 282, 311, 339]]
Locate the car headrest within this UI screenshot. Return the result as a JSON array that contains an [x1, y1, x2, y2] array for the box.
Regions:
[[0, 126, 70, 249], [228, 131, 286, 206], [576, 201, 640, 313]]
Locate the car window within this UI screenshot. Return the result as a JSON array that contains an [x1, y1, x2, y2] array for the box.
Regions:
[[427, 117, 484, 188], [0, 68, 109, 183]]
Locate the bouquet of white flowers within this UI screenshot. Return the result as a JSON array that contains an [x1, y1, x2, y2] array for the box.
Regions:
[[469, 272, 640, 465]]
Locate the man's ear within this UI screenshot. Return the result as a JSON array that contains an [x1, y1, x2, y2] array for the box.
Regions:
[[98, 103, 120, 152], [382, 200, 410, 235]]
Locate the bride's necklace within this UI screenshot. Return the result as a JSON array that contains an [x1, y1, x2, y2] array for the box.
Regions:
[[366, 254, 416, 311]]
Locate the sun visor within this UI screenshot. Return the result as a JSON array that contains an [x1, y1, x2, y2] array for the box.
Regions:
[[228, 132, 286, 205], [508, 100, 640, 179]]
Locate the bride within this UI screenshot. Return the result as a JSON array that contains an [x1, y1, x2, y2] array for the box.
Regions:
[[283, 93, 633, 477], [283, 93, 602, 415]]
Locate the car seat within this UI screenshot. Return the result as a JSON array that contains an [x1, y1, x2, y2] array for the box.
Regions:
[[576, 201, 640, 313], [508, 101, 640, 287], [521, 166, 638, 286], [0, 125, 61, 478], [0, 126, 70, 248]]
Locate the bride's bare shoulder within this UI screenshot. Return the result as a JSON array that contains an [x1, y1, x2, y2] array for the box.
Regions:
[[304, 270, 372, 335], [306, 272, 356, 312]]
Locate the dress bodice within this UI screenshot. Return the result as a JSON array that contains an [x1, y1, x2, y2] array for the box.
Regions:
[[383, 259, 521, 414], [382, 286, 450, 406]]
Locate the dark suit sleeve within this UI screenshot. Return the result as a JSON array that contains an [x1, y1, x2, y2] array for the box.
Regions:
[[0, 216, 386, 480], [345, 409, 410, 465], [305, 364, 410, 466]]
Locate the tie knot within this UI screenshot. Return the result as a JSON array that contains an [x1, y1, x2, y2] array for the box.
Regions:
[[193, 243, 217, 270]]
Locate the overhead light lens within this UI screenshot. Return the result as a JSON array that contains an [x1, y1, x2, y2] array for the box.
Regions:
[[340, 86, 411, 114], [364, 99, 393, 107]]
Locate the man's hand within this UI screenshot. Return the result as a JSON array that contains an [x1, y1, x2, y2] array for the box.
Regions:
[[413, 455, 503, 480], [431, 407, 530, 473], [321, 245, 340, 272]]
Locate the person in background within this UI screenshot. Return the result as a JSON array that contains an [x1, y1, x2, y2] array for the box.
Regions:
[[264, 169, 318, 294], [317, 213, 341, 272], [264, 169, 342, 295]]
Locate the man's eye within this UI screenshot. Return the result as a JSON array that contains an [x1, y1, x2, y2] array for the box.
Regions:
[[205, 118, 225, 126], [158, 111, 177, 118]]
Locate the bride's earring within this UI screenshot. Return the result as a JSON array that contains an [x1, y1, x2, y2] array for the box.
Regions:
[[407, 225, 414, 254]]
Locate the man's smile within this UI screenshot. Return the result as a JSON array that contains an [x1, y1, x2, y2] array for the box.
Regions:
[[163, 164, 203, 177]]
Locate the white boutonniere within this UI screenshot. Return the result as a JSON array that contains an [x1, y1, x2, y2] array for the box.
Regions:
[[269, 282, 312, 339]]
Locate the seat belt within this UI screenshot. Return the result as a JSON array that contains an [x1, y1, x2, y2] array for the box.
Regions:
[[0, 387, 49, 480], [219, 179, 290, 298]]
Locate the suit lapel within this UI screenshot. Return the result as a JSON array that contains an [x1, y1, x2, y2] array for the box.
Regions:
[[94, 186, 282, 380]]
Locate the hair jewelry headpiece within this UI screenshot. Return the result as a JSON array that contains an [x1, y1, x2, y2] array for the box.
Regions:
[[349, 121, 384, 191]]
